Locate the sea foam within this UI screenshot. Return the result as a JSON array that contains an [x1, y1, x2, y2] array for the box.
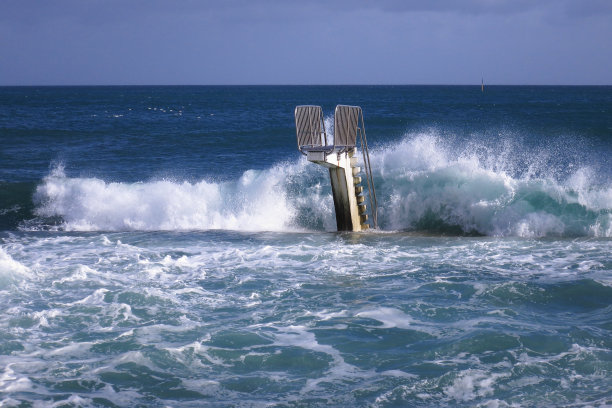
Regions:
[[0, 247, 31, 288], [33, 164, 297, 232], [31, 134, 612, 237], [371, 133, 611, 237]]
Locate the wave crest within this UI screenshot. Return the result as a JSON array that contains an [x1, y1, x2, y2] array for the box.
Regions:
[[30, 134, 612, 237], [373, 133, 611, 237], [33, 165, 297, 232]]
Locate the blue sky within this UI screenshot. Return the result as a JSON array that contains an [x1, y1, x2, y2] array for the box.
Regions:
[[1, 0, 611, 85]]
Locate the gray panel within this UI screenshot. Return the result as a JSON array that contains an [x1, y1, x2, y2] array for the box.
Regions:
[[295, 105, 325, 149], [334, 105, 361, 147]]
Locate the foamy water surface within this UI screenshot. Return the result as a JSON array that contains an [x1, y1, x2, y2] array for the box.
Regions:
[[31, 134, 612, 238], [1, 85, 611, 407], [1, 231, 611, 406]]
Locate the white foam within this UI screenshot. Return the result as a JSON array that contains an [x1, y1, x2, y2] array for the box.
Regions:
[[566, 167, 612, 211], [34, 164, 297, 232], [29, 133, 612, 237], [51, 264, 92, 285], [0, 364, 33, 393], [0, 247, 31, 288], [165, 336, 229, 367], [0, 247, 30, 276], [477, 399, 514, 408], [262, 324, 365, 393], [304, 309, 350, 321], [512, 212, 565, 238], [355, 307, 413, 329], [46, 395, 94, 408], [98, 350, 158, 372], [444, 370, 507, 402], [371, 133, 612, 237], [69, 288, 109, 305], [30, 309, 62, 328], [47, 341, 95, 357]]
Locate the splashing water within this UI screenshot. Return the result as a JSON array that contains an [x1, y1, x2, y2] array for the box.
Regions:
[[31, 134, 612, 237], [1, 85, 611, 407]]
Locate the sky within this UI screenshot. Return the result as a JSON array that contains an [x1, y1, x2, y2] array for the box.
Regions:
[[1, 0, 611, 85]]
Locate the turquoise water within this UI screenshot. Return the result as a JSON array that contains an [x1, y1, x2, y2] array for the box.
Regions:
[[1, 86, 611, 406]]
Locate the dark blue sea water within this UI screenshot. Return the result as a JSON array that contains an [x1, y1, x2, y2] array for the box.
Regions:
[[1, 86, 611, 406]]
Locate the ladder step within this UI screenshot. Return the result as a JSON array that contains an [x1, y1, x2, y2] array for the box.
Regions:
[[350, 157, 358, 166], [353, 176, 362, 185], [356, 195, 365, 204], [358, 204, 367, 215], [355, 186, 363, 195], [352, 167, 360, 176], [360, 214, 368, 223], [360, 223, 370, 230], [348, 148, 356, 158]]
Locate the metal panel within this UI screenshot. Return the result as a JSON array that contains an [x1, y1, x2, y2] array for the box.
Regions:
[[306, 150, 325, 162], [295, 105, 325, 151], [333, 105, 361, 148]]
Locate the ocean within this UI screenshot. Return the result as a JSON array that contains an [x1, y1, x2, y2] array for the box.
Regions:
[[0, 85, 611, 407]]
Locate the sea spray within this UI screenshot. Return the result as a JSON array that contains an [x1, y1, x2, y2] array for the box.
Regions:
[[370, 133, 612, 237], [30, 135, 612, 237], [33, 164, 298, 232]]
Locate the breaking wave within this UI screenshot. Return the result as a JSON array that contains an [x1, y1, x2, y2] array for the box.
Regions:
[[0, 247, 31, 288], [374, 133, 611, 237], [30, 133, 612, 237], [32, 164, 300, 232]]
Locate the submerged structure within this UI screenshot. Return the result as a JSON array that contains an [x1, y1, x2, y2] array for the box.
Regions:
[[295, 105, 378, 232]]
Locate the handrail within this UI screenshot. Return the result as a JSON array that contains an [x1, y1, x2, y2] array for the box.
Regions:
[[357, 109, 378, 229]]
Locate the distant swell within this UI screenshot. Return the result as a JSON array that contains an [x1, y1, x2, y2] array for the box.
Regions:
[[31, 134, 612, 237]]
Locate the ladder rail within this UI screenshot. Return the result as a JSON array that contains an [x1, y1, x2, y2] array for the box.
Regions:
[[357, 109, 378, 229]]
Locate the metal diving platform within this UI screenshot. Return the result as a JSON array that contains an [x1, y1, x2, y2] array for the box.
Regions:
[[295, 105, 378, 232]]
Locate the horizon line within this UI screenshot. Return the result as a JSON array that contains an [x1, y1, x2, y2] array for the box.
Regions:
[[1, 83, 611, 87]]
